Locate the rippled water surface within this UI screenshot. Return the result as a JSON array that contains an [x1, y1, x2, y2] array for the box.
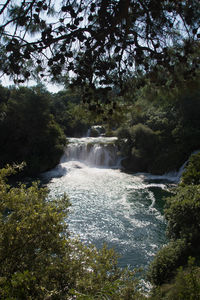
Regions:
[[43, 137, 171, 269]]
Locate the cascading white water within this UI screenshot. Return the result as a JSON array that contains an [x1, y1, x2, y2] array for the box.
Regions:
[[62, 137, 120, 167], [43, 136, 198, 274], [43, 136, 168, 272], [44, 137, 167, 267]]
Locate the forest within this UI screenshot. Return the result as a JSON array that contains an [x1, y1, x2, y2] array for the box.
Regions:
[[0, 71, 200, 299], [0, 0, 200, 299]]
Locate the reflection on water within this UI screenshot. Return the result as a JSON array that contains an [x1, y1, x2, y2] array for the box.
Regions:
[[43, 137, 171, 269]]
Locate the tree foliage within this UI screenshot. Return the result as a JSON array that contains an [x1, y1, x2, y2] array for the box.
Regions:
[[0, 0, 199, 103], [150, 257, 200, 300], [50, 90, 93, 137], [0, 85, 66, 175], [181, 152, 200, 186], [147, 239, 190, 286], [117, 123, 159, 172], [0, 165, 143, 299], [165, 185, 200, 244], [148, 156, 200, 287], [147, 184, 200, 286], [116, 74, 200, 174]]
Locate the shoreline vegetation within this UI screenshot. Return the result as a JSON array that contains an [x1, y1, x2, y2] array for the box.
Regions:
[[0, 0, 200, 297], [1, 76, 200, 177], [0, 151, 200, 299], [0, 77, 200, 298]]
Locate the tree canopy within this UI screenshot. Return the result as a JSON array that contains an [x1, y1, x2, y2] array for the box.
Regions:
[[0, 0, 199, 98], [0, 84, 66, 175], [0, 165, 142, 299]]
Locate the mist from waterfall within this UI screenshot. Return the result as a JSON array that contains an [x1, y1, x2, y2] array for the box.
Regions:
[[61, 137, 120, 168]]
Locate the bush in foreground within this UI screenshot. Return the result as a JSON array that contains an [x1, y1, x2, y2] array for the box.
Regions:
[[0, 165, 143, 300], [147, 239, 190, 286], [150, 257, 200, 300], [148, 157, 200, 294], [165, 185, 200, 244], [181, 152, 200, 186]]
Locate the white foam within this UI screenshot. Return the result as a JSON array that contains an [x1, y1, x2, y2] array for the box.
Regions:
[[44, 136, 169, 270], [62, 137, 120, 168]]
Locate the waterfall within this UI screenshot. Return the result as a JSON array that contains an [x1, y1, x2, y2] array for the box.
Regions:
[[61, 137, 120, 167], [44, 137, 167, 272]]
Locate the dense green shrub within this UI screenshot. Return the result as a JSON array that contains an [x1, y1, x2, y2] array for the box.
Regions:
[[150, 257, 200, 300], [119, 124, 159, 172], [147, 239, 190, 286], [181, 152, 200, 186], [149, 145, 188, 175], [130, 123, 158, 153], [116, 126, 133, 157], [117, 127, 131, 140], [116, 76, 200, 174], [89, 127, 100, 137], [0, 165, 143, 300], [165, 257, 200, 300], [149, 184, 200, 286], [165, 185, 200, 244], [0, 86, 66, 175], [51, 91, 92, 137]]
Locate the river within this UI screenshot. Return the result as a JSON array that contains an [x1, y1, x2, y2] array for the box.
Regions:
[[42, 136, 176, 270]]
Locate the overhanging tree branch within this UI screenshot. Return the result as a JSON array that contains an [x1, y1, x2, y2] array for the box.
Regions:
[[0, 0, 199, 92]]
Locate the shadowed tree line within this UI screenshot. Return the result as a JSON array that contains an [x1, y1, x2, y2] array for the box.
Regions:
[[116, 74, 200, 174], [0, 83, 97, 175]]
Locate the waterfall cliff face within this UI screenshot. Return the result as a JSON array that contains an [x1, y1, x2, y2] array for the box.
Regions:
[[61, 137, 120, 167]]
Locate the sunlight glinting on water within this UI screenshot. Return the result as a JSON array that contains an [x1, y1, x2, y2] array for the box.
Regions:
[[44, 137, 168, 269]]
